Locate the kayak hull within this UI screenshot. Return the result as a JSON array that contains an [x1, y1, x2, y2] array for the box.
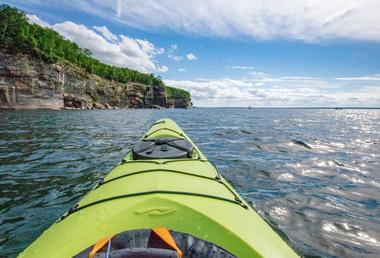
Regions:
[[19, 119, 298, 258]]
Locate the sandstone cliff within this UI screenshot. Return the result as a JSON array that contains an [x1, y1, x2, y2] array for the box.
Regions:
[[0, 50, 191, 109]]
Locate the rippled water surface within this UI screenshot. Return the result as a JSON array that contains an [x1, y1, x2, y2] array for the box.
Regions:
[[1, 108, 379, 257]]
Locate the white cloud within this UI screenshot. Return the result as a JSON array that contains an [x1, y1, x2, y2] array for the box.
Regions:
[[335, 74, 380, 81], [26, 14, 50, 28], [170, 56, 183, 61], [281, 76, 320, 80], [165, 74, 380, 107], [26, 15, 167, 73], [58, 0, 380, 42], [186, 53, 197, 61], [231, 66, 256, 70], [116, 0, 122, 18], [167, 46, 197, 62], [93, 25, 118, 42], [167, 44, 183, 61]]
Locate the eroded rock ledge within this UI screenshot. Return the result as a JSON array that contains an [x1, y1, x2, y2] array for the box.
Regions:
[[0, 50, 192, 110]]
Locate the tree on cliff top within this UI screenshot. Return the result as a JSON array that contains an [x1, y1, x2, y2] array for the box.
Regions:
[[0, 5, 29, 45], [0, 4, 189, 99], [165, 86, 191, 100]]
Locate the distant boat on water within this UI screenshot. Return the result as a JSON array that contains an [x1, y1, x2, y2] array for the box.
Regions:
[[334, 107, 343, 110]]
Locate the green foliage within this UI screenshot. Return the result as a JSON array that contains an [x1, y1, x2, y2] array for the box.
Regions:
[[0, 5, 30, 48], [165, 85, 191, 100], [0, 4, 190, 99]]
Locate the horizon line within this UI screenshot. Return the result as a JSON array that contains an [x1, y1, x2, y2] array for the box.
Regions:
[[193, 106, 380, 109]]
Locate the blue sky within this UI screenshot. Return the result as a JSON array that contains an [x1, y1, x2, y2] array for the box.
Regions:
[[3, 0, 380, 107]]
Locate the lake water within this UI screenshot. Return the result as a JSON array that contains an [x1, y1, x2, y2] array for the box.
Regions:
[[0, 108, 379, 257]]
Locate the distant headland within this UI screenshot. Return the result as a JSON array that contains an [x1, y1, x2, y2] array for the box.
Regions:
[[0, 5, 192, 110]]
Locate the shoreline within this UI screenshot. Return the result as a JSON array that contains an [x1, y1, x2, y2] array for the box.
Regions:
[[0, 106, 190, 111], [2, 106, 379, 111]]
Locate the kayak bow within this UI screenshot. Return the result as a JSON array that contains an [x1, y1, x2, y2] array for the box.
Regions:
[[19, 118, 298, 258]]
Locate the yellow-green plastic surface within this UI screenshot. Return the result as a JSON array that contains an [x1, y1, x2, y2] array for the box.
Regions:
[[19, 119, 299, 258]]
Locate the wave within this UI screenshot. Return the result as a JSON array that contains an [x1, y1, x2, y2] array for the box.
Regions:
[[291, 139, 313, 149]]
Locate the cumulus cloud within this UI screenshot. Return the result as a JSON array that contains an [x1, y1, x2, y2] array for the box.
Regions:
[[186, 53, 197, 61], [26, 14, 50, 28], [57, 0, 380, 42], [165, 74, 380, 107], [27, 15, 167, 73], [92, 25, 118, 42]]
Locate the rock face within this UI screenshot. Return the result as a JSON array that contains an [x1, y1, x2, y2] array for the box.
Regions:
[[0, 50, 63, 109], [0, 50, 191, 109], [167, 98, 193, 108]]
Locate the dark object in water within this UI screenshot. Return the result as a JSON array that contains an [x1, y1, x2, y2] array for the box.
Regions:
[[291, 139, 313, 149], [333, 160, 345, 167]]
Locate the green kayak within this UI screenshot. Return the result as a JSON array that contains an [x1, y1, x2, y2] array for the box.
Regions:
[[19, 118, 298, 258]]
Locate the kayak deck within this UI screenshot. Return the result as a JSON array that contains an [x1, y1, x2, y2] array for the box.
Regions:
[[19, 118, 298, 258]]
